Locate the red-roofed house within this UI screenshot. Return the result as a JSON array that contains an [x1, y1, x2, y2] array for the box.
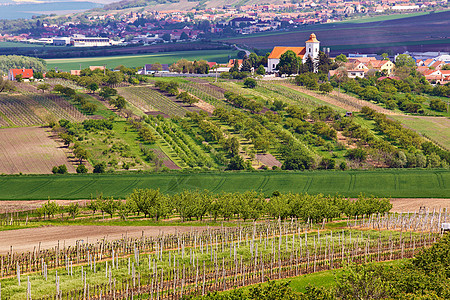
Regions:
[[227, 59, 244, 69], [8, 68, 33, 81], [207, 62, 217, 69]]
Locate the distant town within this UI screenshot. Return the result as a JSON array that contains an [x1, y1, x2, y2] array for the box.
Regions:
[[0, 0, 448, 45]]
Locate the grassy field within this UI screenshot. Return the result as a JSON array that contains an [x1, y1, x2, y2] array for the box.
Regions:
[[338, 10, 448, 24], [45, 50, 238, 72], [0, 42, 57, 48], [0, 169, 448, 200], [391, 115, 450, 150]]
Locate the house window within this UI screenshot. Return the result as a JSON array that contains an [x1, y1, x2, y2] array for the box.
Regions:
[[273, 64, 275, 68], [309, 48, 311, 52]]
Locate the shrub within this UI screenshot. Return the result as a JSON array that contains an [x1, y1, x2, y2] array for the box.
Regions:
[[76, 164, 88, 173], [345, 148, 367, 161], [244, 77, 257, 88], [93, 162, 106, 173], [52, 164, 68, 174]]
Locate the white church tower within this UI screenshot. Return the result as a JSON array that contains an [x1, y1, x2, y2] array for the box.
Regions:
[[303, 33, 320, 64]]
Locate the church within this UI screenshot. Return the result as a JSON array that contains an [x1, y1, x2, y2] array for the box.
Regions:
[[267, 33, 320, 73]]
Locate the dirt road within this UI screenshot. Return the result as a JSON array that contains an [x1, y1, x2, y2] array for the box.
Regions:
[[0, 225, 211, 254]]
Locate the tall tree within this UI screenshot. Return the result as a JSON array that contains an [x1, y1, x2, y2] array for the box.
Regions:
[[305, 55, 316, 73], [277, 50, 301, 75]]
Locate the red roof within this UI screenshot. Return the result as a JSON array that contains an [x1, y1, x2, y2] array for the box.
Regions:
[[268, 47, 306, 59], [9, 69, 33, 79]]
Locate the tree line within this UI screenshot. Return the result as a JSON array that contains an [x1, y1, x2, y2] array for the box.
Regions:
[[38, 189, 393, 223], [0, 55, 46, 75]]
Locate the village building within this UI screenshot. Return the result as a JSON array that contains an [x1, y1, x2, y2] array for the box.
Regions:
[[70, 35, 112, 47], [138, 64, 170, 75], [8, 68, 33, 81], [267, 33, 321, 73]]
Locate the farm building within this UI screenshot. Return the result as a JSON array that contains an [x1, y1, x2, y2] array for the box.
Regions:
[[267, 33, 320, 73], [8, 68, 33, 81], [138, 64, 170, 75]]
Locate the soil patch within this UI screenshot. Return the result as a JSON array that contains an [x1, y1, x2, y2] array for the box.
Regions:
[[390, 198, 450, 213], [0, 127, 76, 174], [152, 149, 181, 170], [256, 153, 282, 168], [0, 225, 212, 254]]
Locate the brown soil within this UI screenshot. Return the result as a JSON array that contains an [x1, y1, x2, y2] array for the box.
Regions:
[[152, 149, 181, 170], [390, 198, 450, 213], [0, 127, 76, 174], [0, 200, 89, 213], [256, 153, 282, 168], [193, 99, 215, 114], [336, 131, 356, 149], [0, 225, 211, 254]]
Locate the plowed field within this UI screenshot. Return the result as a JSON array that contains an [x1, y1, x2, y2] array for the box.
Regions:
[[0, 127, 75, 174]]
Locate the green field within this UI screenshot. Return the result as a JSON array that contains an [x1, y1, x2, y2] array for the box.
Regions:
[[391, 115, 450, 150], [338, 10, 448, 24], [0, 42, 57, 48], [45, 50, 238, 72], [0, 169, 448, 200]]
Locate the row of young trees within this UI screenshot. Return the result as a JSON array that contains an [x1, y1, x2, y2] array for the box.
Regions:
[[361, 106, 450, 166], [45, 65, 143, 90], [224, 91, 264, 113], [334, 69, 449, 114], [61, 189, 392, 223]]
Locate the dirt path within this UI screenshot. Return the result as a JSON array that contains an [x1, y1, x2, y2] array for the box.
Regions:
[[0, 225, 212, 254]]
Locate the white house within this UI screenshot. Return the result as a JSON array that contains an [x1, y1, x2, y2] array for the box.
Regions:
[[267, 33, 321, 73]]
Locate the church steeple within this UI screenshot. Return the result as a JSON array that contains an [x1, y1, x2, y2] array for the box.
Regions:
[[304, 33, 320, 70]]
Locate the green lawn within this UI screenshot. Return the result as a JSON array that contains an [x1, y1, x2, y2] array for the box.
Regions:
[[45, 50, 238, 72], [0, 169, 448, 200]]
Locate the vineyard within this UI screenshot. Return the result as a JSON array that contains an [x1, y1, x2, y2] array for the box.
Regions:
[[0, 95, 42, 127], [179, 80, 228, 108], [146, 117, 218, 169], [118, 86, 198, 117], [0, 210, 445, 299], [0, 93, 86, 127], [258, 81, 326, 110]]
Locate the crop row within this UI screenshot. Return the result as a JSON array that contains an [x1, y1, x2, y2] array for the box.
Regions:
[[0, 216, 439, 299], [117, 87, 155, 112], [259, 82, 322, 110], [124, 87, 188, 117], [28, 94, 87, 123], [152, 120, 216, 168], [0, 95, 43, 126]]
